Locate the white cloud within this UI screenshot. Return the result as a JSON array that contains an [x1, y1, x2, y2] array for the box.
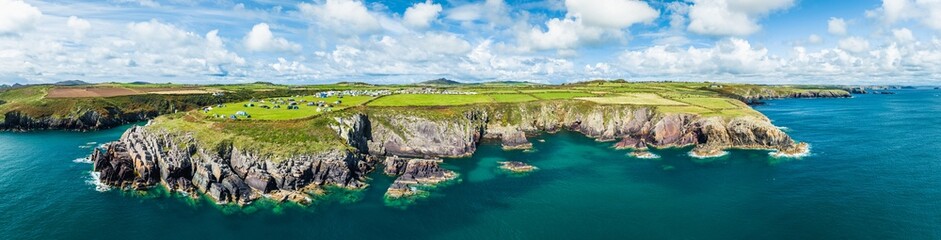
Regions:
[[827, 17, 846, 36], [66, 16, 91, 38], [522, 0, 657, 51], [564, 0, 659, 29], [0, 0, 42, 34], [868, 0, 941, 31], [619, 38, 781, 75], [808, 34, 823, 44], [243, 23, 301, 52], [299, 0, 382, 35], [838, 37, 870, 53], [403, 0, 442, 29], [687, 0, 794, 36], [893, 28, 914, 42], [445, 0, 509, 24]]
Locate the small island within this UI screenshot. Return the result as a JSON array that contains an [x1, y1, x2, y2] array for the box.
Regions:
[[498, 161, 538, 173]]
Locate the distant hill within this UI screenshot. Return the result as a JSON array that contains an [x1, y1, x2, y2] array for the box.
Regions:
[[54, 80, 90, 86], [336, 81, 374, 86], [479, 81, 542, 86], [253, 81, 277, 85], [129, 81, 152, 85], [418, 78, 463, 85]]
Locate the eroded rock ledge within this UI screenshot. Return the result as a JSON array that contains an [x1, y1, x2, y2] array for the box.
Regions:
[[89, 101, 806, 205]]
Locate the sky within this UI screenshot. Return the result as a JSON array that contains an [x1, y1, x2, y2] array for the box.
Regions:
[[1, 0, 941, 85]]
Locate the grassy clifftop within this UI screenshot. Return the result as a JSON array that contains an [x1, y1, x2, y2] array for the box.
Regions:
[[0, 81, 847, 130]]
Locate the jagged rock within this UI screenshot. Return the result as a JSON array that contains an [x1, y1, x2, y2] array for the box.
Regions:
[[498, 161, 537, 173], [383, 156, 407, 176], [386, 159, 457, 198], [614, 136, 647, 150], [368, 111, 486, 158], [245, 172, 276, 193]]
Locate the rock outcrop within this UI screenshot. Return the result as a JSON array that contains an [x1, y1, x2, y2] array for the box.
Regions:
[[2, 109, 155, 131], [731, 89, 851, 104], [498, 161, 537, 173], [385, 159, 457, 198], [90, 125, 372, 205]]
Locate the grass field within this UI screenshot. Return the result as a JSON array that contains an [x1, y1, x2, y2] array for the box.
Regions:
[[489, 94, 538, 103], [576, 93, 686, 105], [530, 92, 595, 100], [205, 95, 372, 120], [676, 97, 740, 109], [368, 94, 493, 107]]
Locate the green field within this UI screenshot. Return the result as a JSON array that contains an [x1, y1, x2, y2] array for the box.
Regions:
[[368, 94, 493, 107], [677, 97, 740, 109], [0, 80, 849, 127], [577, 93, 687, 105], [529, 92, 595, 100], [205, 95, 373, 120], [489, 94, 538, 103]]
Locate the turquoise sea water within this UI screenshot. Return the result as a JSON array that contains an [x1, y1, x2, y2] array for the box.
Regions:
[[2, 90, 941, 239]]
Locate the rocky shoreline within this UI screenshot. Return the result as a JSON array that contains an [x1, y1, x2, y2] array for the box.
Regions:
[[87, 101, 812, 206]]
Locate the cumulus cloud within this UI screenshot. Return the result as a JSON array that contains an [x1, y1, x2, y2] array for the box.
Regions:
[[808, 34, 823, 44], [0, 0, 42, 34], [565, 0, 659, 29], [828, 17, 847, 36], [893, 28, 914, 42], [445, 0, 509, 24], [522, 0, 658, 50], [687, 0, 794, 36], [403, 0, 442, 29], [243, 23, 301, 52], [868, 0, 941, 31], [67, 16, 91, 38], [299, 0, 382, 35], [838, 37, 870, 53], [619, 38, 780, 75]]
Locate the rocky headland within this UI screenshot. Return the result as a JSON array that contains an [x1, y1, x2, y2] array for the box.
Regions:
[[87, 100, 811, 205]]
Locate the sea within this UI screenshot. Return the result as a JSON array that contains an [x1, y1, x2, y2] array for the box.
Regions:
[[1, 89, 940, 239]]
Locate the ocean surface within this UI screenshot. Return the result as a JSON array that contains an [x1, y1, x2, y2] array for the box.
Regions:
[[2, 90, 941, 239]]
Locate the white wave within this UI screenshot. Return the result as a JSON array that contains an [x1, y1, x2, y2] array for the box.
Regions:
[[687, 150, 729, 159], [86, 142, 97, 145], [78, 145, 92, 149], [86, 172, 112, 192], [770, 144, 812, 158], [776, 126, 790, 131], [73, 157, 92, 164], [630, 151, 660, 159]]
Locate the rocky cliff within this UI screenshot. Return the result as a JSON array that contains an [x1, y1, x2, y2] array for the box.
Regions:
[[91, 124, 373, 205], [89, 101, 806, 204], [730, 89, 851, 104], [2, 109, 156, 131]]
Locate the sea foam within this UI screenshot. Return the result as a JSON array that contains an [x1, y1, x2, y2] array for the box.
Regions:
[[73, 157, 92, 164], [770, 144, 812, 158], [86, 172, 112, 192]]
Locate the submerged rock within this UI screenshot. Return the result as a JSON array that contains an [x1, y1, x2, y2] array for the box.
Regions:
[[629, 151, 660, 159], [498, 161, 537, 173], [385, 159, 457, 199]]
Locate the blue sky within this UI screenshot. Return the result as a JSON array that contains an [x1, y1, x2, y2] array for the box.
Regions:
[[1, 0, 940, 85]]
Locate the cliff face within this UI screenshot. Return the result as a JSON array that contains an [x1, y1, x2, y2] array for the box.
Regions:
[[363, 102, 798, 158], [91, 125, 372, 205], [90, 101, 804, 203], [731, 89, 851, 104], [2, 109, 156, 131]]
